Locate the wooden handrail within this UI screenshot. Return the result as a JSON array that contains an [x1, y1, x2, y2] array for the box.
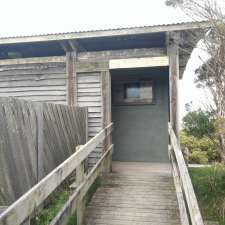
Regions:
[[0, 123, 113, 225], [168, 123, 204, 225], [50, 144, 113, 225]]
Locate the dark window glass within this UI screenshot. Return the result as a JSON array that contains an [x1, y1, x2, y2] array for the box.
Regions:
[[124, 83, 140, 99], [112, 79, 154, 105]]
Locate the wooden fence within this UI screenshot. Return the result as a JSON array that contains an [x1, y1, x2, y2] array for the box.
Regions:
[[168, 123, 204, 225], [0, 97, 88, 205], [0, 122, 113, 225]]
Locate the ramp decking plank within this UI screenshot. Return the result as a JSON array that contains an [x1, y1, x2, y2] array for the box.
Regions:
[[84, 162, 181, 225]]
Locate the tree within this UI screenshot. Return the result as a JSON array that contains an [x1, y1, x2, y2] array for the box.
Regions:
[[165, 0, 225, 161], [182, 109, 215, 138], [181, 110, 220, 163]]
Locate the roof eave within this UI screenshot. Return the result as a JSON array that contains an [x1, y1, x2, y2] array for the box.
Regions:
[[0, 21, 210, 45]]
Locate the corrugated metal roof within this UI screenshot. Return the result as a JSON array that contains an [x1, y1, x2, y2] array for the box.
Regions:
[[0, 20, 209, 45], [0, 21, 207, 39]]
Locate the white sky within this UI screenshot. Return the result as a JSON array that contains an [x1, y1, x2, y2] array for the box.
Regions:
[[0, 0, 224, 124]]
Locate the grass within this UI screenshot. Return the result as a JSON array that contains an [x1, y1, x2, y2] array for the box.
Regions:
[[85, 177, 101, 205], [66, 178, 102, 225], [31, 178, 101, 225], [31, 189, 71, 225], [189, 164, 225, 224]]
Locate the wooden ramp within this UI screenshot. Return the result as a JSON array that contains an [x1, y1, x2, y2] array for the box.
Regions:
[[84, 162, 181, 225]]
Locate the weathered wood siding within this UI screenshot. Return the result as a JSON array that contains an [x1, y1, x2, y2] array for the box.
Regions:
[[42, 103, 88, 174], [77, 72, 103, 166], [0, 97, 87, 205], [0, 59, 110, 168], [0, 62, 67, 103]]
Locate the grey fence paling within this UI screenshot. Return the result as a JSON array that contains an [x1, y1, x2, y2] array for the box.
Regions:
[[0, 122, 113, 225], [0, 97, 88, 206], [168, 123, 204, 225]]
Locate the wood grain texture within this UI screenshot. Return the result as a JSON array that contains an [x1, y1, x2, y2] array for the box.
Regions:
[[84, 162, 181, 225], [168, 32, 179, 137], [66, 51, 77, 106], [168, 123, 204, 225], [0, 122, 112, 225], [0, 61, 67, 104], [169, 147, 189, 225], [78, 48, 166, 62], [109, 56, 169, 69], [77, 72, 103, 167], [0, 97, 87, 205], [50, 145, 113, 225]]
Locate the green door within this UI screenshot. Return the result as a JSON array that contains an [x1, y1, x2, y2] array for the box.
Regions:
[[112, 69, 169, 163]]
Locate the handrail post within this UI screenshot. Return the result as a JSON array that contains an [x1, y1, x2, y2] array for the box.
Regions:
[[103, 126, 113, 173], [104, 145, 113, 174], [0, 123, 113, 225], [168, 123, 204, 225], [76, 145, 85, 225]]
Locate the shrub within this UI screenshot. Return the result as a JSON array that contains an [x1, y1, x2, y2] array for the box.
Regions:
[[182, 109, 215, 138], [189, 151, 209, 164], [180, 131, 220, 163]]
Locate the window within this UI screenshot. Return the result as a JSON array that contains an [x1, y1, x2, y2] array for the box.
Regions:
[[113, 80, 154, 105], [125, 83, 140, 99]]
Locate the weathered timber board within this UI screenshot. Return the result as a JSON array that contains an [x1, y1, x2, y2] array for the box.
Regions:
[[77, 72, 103, 167], [0, 97, 87, 205], [0, 62, 67, 104], [84, 162, 181, 225]]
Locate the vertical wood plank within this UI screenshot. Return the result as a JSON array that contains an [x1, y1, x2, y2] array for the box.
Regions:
[[101, 71, 107, 154], [167, 32, 180, 138], [0, 97, 88, 206], [66, 51, 77, 106], [84, 108, 89, 172], [36, 103, 44, 181], [76, 145, 85, 225], [101, 70, 112, 172]]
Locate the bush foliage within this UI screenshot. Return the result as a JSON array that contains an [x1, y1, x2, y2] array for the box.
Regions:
[[180, 131, 220, 163], [181, 109, 221, 164], [182, 109, 215, 138]]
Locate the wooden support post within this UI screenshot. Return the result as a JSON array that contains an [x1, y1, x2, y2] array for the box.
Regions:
[[84, 107, 89, 173], [36, 103, 44, 181], [104, 145, 113, 173], [76, 145, 85, 225], [167, 32, 180, 139], [66, 50, 77, 106], [101, 70, 112, 173]]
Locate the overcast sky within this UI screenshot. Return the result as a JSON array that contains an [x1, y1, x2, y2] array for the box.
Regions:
[[0, 0, 224, 124]]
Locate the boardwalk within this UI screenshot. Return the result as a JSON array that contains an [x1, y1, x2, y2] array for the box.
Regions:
[[0, 123, 204, 225], [85, 162, 181, 225]]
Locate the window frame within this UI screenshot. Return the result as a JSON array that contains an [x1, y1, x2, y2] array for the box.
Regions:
[[112, 79, 155, 106]]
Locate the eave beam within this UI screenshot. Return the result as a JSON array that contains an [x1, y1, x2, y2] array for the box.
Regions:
[[78, 48, 166, 62]]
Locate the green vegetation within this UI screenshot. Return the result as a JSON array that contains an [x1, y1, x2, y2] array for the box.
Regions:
[[67, 214, 77, 225], [183, 109, 215, 138], [85, 177, 101, 205], [67, 178, 102, 225], [181, 131, 220, 164], [31, 178, 101, 225], [32, 190, 70, 225], [181, 109, 221, 164], [190, 165, 225, 224]]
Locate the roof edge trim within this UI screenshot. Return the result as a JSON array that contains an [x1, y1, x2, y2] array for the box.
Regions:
[[0, 21, 210, 45]]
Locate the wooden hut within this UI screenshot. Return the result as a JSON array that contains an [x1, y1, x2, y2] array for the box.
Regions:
[[0, 21, 209, 165]]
